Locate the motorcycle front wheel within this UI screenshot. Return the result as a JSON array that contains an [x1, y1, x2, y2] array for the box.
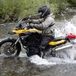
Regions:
[[0, 38, 21, 57]]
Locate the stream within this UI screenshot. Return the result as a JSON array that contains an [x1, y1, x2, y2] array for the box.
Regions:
[[0, 13, 76, 76]]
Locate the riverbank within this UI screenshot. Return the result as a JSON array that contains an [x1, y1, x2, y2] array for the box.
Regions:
[[0, 0, 76, 24], [0, 8, 76, 24]]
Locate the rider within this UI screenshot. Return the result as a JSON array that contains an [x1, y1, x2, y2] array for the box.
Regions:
[[22, 5, 55, 56], [28, 6, 55, 49]]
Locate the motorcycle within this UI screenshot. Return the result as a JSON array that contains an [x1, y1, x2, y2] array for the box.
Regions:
[[0, 19, 76, 57]]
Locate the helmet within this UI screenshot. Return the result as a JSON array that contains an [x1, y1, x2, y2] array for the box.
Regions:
[[38, 5, 50, 18]]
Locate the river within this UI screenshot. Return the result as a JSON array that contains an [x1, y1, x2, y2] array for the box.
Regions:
[[0, 13, 76, 76]]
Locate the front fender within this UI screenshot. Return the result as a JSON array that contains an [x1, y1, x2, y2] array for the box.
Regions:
[[0, 37, 17, 46]]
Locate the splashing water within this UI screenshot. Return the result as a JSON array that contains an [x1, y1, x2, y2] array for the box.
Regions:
[[14, 20, 76, 66], [0, 20, 76, 66], [64, 21, 76, 35], [28, 21, 76, 65], [29, 55, 56, 65], [54, 21, 76, 38], [54, 21, 76, 59]]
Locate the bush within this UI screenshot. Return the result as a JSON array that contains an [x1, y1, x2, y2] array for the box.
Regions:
[[0, 0, 50, 22], [0, 0, 75, 23], [67, 0, 76, 7]]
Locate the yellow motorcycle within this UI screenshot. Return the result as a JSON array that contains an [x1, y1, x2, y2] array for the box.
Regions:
[[0, 19, 74, 57]]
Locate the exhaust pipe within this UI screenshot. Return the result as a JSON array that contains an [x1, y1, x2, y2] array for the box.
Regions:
[[55, 44, 73, 51]]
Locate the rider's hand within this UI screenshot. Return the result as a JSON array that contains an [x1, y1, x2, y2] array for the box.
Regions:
[[16, 24, 24, 29], [27, 26, 33, 29], [28, 19, 33, 23]]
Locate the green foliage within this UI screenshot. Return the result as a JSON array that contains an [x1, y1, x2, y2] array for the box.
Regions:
[[67, 0, 76, 7], [49, 0, 69, 14], [0, 0, 75, 22], [19, 0, 50, 19], [0, 0, 26, 21]]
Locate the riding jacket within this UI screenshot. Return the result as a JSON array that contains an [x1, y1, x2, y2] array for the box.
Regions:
[[23, 14, 55, 35]]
